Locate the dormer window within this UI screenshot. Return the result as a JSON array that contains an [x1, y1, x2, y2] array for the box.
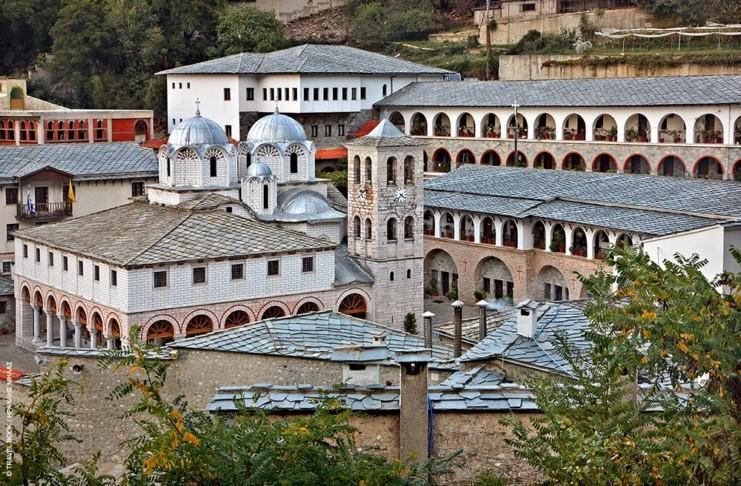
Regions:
[[210, 156, 217, 177]]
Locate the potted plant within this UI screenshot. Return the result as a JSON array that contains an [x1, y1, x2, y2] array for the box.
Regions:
[[625, 127, 637, 143], [637, 129, 648, 143], [607, 127, 618, 141]]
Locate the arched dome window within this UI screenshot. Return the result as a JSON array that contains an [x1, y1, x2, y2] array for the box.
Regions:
[[166, 157, 171, 177], [262, 184, 269, 209], [290, 152, 298, 174], [209, 156, 217, 177]]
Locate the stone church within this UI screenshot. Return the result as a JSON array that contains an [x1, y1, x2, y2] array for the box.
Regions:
[[12, 109, 424, 350]]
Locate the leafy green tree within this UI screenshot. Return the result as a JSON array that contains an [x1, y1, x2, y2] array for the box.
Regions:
[[502, 248, 740, 484], [404, 312, 418, 334], [209, 5, 286, 57], [350, 0, 441, 46], [0, 0, 62, 73]]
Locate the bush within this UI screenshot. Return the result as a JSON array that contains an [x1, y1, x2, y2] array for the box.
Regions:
[[508, 28, 576, 55], [350, 0, 442, 46], [404, 312, 418, 334], [474, 289, 485, 301]]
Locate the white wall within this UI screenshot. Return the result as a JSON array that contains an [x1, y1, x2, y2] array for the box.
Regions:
[[642, 225, 726, 282], [166, 74, 241, 137]]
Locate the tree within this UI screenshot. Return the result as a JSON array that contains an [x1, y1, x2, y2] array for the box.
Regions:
[[349, 0, 442, 46], [0, 0, 62, 74], [404, 312, 418, 334], [502, 248, 740, 484], [209, 5, 286, 57]]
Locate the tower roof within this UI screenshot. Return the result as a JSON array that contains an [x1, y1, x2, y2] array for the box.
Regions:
[[169, 113, 229, 147], [344, 118, 428, 148], [247, 111, 307, 145]]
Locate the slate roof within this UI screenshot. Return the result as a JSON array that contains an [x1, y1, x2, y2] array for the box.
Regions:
[[460, 302, 592, 377], [158, 44, 453, 76], [168, 311, 454, 364], [424, 166, 740, 237], [436, 304, 515, 343], [345, 119, 429, 148], [207, 381, 537, 413], [375, 75, 741, 108], [14, 198, 334, 268], [0, 274, 13, 296], [334, 245, 374, 286], [0, 142, 157, 183]]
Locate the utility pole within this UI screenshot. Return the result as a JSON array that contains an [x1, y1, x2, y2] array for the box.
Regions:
[[485, 0, 492, 80], [512, 101, 520, 166]]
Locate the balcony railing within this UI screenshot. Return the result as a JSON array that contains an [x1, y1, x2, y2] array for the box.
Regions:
[[17, 201, 72, 220]]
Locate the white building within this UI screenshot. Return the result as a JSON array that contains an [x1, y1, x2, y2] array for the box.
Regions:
[[158, 44, 454, 157], [12, 110, 426, 350]]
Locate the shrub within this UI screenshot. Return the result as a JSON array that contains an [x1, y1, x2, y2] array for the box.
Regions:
[[404, 312, 418, 334]]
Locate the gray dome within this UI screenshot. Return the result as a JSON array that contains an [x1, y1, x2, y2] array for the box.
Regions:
[[248, 112, 307, 144], [246, 162, 273, 177], [169, 114, 229, 147], [280, 190, 332, 216]]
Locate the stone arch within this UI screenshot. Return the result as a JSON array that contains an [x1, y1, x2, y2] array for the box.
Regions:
[[480, 150, 501, 166], [624, 154, 651, 175], [480, 216, 496, 244], [410, 112, 427, 136], [59, 299, 73, 319], [474, 256, 514, 301], [364, 218, 372, 240], [562, 113, 586, 141], [593, 114, 617, 141], [533, 151, 555, 169], [693, 156, 724, 179], [91, 311, 104, 333], [404, 215, 414, 239], [141, 314, 179, 340], [386, 156, 398, 185], [353, 215, 361, 238], [424, 248, 458, 297], [440, 212, 454, 238], [616, 233, 633, 249], [105, 315, 122, 336], [293, 297, 324, 315], [386, 217, 398, 241], [352, 155, 361, 184], [694, 114, 724, 144], [258, 301, 290, 320], [532, 221, 546, 249], [33, 289, 44, 308], [456, 149, 475, 167], [507, 113, 527, 139], [403, 156, 415, 184], [536, 265, 569, 301], [502, 219, 518, 247], [506, 151, 527, 167], [388, 111, 405, 132], [185, 314, 214, 337], [571, 227, 588, 257], [337, 292, 369, 319], [144, 319, 176, 344], [551, 224, 566, 253], [220, 305, 256, 329], [456, 112, 475, 137], [534, 113, 556, 140], [364, 156, 372, 183], [423, 210, 435, 236], [45, 294, 57, 313], [459, 214, 475, 241], [593, 230, 610, 260], [658, 113, 686, 143], [562, 152, 586, 171], [658, 155, 687, 177], [433, 113, 451, 137], [481, 113, 501, 138], [431, 148, 451, 173], [592, 153, 617, 173], [624, 114, 650, 143], [21, 284, 31, 303], [73, 302, 88, 324]]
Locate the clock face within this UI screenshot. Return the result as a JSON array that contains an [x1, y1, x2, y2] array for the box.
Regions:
[[358, 187, 367, 200], [394, 186, 407, 204]]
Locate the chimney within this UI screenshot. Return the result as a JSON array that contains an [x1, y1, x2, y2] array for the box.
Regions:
[[451, 300, 464, 358], [516, 300, 538, 338], [397, 349, 432, 463], [477, 300, 488, 341], [422, 311, 435, 349]]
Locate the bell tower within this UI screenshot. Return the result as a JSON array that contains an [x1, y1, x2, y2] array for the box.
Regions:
[[344, 120, 426, 329]]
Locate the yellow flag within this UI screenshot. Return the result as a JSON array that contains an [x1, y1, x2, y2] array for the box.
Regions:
[[67, 180, 76, 203]]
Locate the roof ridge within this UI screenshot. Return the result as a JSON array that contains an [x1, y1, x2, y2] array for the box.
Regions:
[[122, 208, 193, 266]]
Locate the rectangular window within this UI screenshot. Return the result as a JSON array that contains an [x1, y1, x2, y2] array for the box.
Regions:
[[332, 87, 338, 100], [276, 88, 282, 101], [111, 270, 117, 287], [338, 124, 345, 136], [187, 82, 190, 89], [270, 88, 275, 101], [323, 87, 329, 100], [483, 277, 491, 294], [267, 259, 279, 276], [178, 82, 182, 89], [284, 88, 289, 100], [63, 256, 68, 271], [292, 87, 298, 100], [1, 261, 11, 274], [231, 263, 244, 280], [360, 87, 366, 100], [324, 125, 331, 136], [302, 256, 314, 273], [78, 260, 84, 276], [352, 87, 357, 100], [131, 182, 145, 197], [94, 265, 100, 281], [192, 266, 206, 284], [172, 82, 175, 89], [23, 244, 28, 258], [313, 88, 319, 101], [153, 270, 167, 288], [5, 188, 17, 205], [311, 125, 318, 137], [544, 283, 551, 301], [223, 88, 231, 101], [35, 248, 40, 262], [48, 252, 54, 267], [554, 285, 563, 301], [0, 302, 6, 314], [246, 88, 254, 100], [263, 88, 267, 100], [6, 223, 18, 241], [342, 87, 348, 100], [521, 3, 536, 12], [303, 87, 309, 101], [225, 125, 232, 138]]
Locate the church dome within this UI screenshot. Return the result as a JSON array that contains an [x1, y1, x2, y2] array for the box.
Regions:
[[279, 190, 333, 216], [169, 114, 229, 147], [246, 162, 273, 177], [248, 112, 307, 145]]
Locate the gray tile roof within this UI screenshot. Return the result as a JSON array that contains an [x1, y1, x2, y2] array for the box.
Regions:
[[0, 274, 13, 296], [334, 245, 374, 286], [207, 381, 537, 413], [376, 75, 741, 108], [424, 166, 740, 237], [168, 311, 453, 363], [460, 302, 592, 377], [345, 119, 430, 148], [0, 142, 157, 183], [15, 198, 334, 267], [158, 44, 453, 76], [435, 305, 515, 342]]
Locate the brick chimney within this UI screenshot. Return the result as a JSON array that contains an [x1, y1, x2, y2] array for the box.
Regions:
[[477, 300, 488, 341], [397, 349, 432, 463], [451, 300, 464, 357], [422, 311, 435, 349]]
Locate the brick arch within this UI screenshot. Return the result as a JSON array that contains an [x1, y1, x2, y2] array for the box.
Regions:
[[140, 314, 180, 340], [219, 304, 256, 329], [505, 150, 528, 167], [59, 298, 73, 318], [335, 288, 372, 314], [733, 159, 741, 181], [533, 151, 556, 169], [473, 255, 515, 297], [623, 153, 651, 174], [691, 155, 725, 178], [182, 309, 219, 335], [657, 154, 687, 177], [533, 263, 574, 301], [73, 302, 89, 322], [105, 314, 122, 337], [591, 152, 618, 172], [32, 289, 44, 308], [45, 293, 58, 313], [257, 301, 291, 320], [562, 151, 586, 171], [90, 310, 104, 332], [20, 283, 32, 302], [293, 297, 325, 315]]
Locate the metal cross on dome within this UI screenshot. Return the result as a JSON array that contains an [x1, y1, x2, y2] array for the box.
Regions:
[[195, 98, 201, 116]]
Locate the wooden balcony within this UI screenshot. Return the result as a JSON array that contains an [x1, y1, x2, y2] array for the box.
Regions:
[[17, 201, 72, 221]]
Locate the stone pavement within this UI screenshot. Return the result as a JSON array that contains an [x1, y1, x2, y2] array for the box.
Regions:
[[0, 333, 38, 375]]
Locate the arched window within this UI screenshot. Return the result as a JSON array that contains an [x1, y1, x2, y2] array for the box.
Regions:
[[353, 215, 361, 238], [382, 84, 388, 96], [390, 271, 395, 281], [502, 220, 518, 247], [67, 120, 75, 140], [365, 157, 372, 185], [386, 157, 397, 186], [46, 121, 53, 141], [96, 120, 104, 140], [19, 121, 26, 141], [77, 120, 86, 140], [387, 218, 397, 241], [262, 184, 269, 209], [6, 121, 13, 141], [423, 210, 434, 236], [532, 221, 546, 249], [245, 153, 252, 169], [404, 216, 414, 239], [404, 156, 414, 184], [57, 121, 64, 140], [365, 218, 372, 240], [290, 153, 298, 174], [441, 213, 454, 238], [353, 156, 361, 184], [210, 156, 217, 177], [406, 269, 411, 279], [166, 157, 171, 177]]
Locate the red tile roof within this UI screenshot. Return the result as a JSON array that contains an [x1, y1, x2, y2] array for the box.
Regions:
[[349, 119, 380, 139], [316, 148, 347, 160]]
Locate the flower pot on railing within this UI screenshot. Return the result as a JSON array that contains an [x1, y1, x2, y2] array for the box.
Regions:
[[573, 248, 587, 257], [481, 237, 495, 244], [464, 234, 474, 242]]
